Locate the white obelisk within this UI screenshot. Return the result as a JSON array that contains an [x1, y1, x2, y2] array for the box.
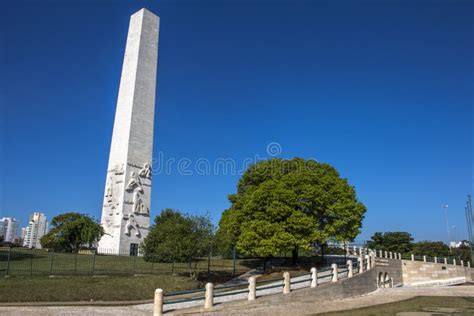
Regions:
[[98, 8, 159, 255]]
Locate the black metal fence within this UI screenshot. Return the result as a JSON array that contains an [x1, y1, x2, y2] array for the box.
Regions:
[[0, 247, 268, 277]]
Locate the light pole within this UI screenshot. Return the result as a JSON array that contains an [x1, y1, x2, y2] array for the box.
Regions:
[[442, 204, 450, 248], [465, 195, 473, 263], [451, 225, 456, 248]]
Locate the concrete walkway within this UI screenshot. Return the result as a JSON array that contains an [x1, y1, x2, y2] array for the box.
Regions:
[[0, 285, 472, 316], [188, 284, 474, 316]]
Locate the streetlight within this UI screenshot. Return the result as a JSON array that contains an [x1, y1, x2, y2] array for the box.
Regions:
[[442, 204, 450, 247], [465, 195, 474, 263], [451, 225, 456, 248]]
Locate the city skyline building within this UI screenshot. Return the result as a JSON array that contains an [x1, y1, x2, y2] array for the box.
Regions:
[[23, 212, 48, 249], [0, 217, 18, 243]]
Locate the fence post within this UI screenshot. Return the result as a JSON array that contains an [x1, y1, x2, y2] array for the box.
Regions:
[[207, 253, 211, 277], [132, 253, 137, 275], [30, 253, 33, 276], [453, 259, 456, 266], [434, 256, 437, 264], [423, 255, 426, 262], [365, 254, 370, 270], [444, 257, 448, 264], [248, 276, 256, 301], [283, 271, 291, 294], [411, 254, 414, 261], [172, 261, 175, 275], [153, 288, 163, 316], [232, 247, 237, 276], [49, 250, 55, 276], [461, 260, 464, 267], [74, 252, 78, 275], [5, 247, 12, 276], [92, 250, 97, 275], [204, 282, 214, 308]]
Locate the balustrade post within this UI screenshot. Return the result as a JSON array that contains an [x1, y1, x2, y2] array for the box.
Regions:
[[153, 289, 163, 316], [347, 260, 353, 277], [204, 283, 214, 308], [310, 267, 318, 287], [248, 277, 256, 301], [358, 257, 364, 272], [331, 263, 338, 282], [283, 272, 291, 294]]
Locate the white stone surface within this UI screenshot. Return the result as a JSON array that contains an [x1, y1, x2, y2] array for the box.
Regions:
[[98, 8, 159, 254]]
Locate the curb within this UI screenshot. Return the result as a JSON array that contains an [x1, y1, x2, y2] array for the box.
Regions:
[[0, 299, 153, 307]]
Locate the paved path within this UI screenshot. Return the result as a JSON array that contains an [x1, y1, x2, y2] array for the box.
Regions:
[[189, 285, 474, 316], [0, 285, 472, 316]]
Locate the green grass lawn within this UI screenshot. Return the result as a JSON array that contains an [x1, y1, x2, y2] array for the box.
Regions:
[[0, 247, 261, 277], [0, 274, 199, 302], [319, 296, 474, 315], [0, 248, 264, 303]]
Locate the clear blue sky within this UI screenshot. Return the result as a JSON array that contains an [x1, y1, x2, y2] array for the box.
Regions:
[[1, 0, 472, 243]]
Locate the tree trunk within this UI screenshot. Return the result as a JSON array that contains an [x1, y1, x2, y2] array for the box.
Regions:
[[292, 248, 298, 265], [188, 261, 193, 279], [321, 243, 325, 263]]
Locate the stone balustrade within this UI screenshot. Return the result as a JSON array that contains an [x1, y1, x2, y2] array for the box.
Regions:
[[152, 247, 472, 314]]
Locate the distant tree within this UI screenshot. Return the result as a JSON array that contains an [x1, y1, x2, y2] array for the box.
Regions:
[[452, 241, 472, 264], [142, 209, 214, 279], [367, 232, 413, 254], [216, 158, 366, 264], [40, 213, 104, 252], [215, 208, 240, 258], [412, 241, 450, 258]]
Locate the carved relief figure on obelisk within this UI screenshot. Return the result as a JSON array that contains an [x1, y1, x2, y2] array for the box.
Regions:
[[98, 8, 159, 255]]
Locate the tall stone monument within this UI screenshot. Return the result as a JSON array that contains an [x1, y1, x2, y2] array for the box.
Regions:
[[98, 8, 159, 255]]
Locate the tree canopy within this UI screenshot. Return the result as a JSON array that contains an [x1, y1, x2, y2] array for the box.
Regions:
[[412, 241, 449, 258], [142, 209, 214, 278], [452, 241, 472, 264], [40, 212, 104, 252], [367, 232, 414, 254], [216, 158, 366, 260]]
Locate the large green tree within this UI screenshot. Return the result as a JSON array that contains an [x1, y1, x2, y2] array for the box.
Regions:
[[412, 241, 450, 258], [142, 209, 214, 279], [40, 213, 104, 252], [217, 158, 366, 263], [367, 232, 413, 254]]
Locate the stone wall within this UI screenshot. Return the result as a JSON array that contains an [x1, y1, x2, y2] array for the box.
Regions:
[[401, 260, 472, 286], [374, 258, 403, 286], [274, 262, 401, 304]]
